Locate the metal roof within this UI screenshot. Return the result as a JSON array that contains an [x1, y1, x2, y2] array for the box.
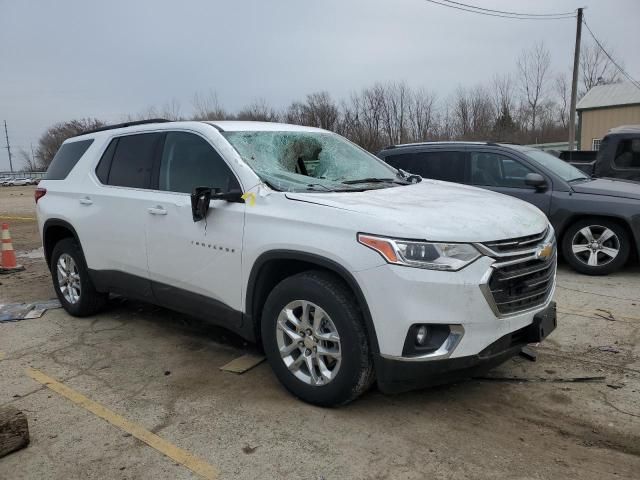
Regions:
[[577, 82, 640, 110]]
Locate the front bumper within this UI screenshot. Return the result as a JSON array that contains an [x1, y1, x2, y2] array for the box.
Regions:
[[374, 301, 557, 394]]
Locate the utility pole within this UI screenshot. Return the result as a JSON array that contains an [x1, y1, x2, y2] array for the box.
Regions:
[[568, 8, 583, 151], [3, 120, 13, 172]]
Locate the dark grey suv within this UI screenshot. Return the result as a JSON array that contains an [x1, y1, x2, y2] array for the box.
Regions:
[[378, 142, 640, 275]]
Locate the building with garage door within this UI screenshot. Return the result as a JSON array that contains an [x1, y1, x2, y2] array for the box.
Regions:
[[577, 82, 640, 150]]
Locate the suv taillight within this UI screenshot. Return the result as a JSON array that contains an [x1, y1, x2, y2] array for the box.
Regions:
[[35, 187, 47, 203]]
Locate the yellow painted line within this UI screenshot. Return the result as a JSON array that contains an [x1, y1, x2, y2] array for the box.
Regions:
[[0, 215, 36, 221], [25, 367, 219, 479], [0, 351, 5, 360]]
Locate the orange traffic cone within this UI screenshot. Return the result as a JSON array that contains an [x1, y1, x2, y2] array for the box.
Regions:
[[1, 223, 25, 273]]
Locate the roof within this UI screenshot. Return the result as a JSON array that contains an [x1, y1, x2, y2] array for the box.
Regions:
[[204, 121, 325, 133], [576, 82, 640, 110], [381, 141, 489, 150], [608, 124, 640, 134]]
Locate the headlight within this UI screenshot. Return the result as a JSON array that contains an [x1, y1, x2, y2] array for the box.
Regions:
[[358, 234, 480, 271]]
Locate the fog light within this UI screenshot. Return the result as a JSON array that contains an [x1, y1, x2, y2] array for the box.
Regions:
[[415, 326, 429, 346]]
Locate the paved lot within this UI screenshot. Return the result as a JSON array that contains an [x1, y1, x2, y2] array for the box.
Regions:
[[1, 185, 639, 479]]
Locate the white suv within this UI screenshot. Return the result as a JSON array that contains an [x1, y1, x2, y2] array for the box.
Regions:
[[36, 120, 557, 405]]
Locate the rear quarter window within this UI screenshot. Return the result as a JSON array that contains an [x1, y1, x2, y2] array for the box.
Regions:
[[45, 139, 94, 180]]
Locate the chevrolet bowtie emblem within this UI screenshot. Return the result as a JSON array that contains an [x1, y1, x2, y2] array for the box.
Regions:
[[537, 243, 554, 260]]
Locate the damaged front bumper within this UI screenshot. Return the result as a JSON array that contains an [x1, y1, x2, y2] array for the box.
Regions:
[[374, 301, 557, 394]]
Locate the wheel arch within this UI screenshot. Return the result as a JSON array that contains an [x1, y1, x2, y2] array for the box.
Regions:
[[43, 219, 82, 268], [245, 250, 380, 354]]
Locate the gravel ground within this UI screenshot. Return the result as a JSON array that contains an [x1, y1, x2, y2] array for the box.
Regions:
[[1, 185, 639, 479]]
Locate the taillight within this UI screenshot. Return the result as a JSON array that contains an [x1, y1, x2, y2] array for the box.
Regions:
[[35, 187, 47, 203]]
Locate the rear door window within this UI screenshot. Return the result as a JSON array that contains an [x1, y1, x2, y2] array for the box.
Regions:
[[470, 152, 534, 188], [385, 151, 467, 183], [45, 139, 94, 180], [105, 133, 164, 189], [158, 132, 240, 194]]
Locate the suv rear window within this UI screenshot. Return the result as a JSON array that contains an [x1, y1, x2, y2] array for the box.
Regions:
[[99, 133, 164, 189], [45, 139, 94, 180]]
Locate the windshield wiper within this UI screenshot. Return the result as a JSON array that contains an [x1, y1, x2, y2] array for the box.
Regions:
[[341, 177, 404, 185]]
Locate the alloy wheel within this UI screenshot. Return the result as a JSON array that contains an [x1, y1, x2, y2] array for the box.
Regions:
[[276, 300, 342, 386], [571, 225, 620, 267], [56, 253, 81, 304]]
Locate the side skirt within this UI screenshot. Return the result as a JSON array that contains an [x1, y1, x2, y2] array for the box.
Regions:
[[88, 269, 253, 341]]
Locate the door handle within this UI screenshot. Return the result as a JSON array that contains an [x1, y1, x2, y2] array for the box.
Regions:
[[147, 206, 167, 215], [79, 197, 93, 205]]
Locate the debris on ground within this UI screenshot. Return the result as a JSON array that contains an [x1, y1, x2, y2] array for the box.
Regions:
[[0, 300, 61, 323], [519, 346, 538, 362], [594, 309, 616, 321], [220, 353, 265, 374], [0, 406, 29, 458], [598, 346, 621, 354]]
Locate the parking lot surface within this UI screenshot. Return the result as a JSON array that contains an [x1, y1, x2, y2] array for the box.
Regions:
[[1, 186, 639, 479]]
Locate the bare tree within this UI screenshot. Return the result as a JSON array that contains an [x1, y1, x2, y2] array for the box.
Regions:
[[517, 42, 551, 133], [192, 90, 230, 120], [18, 148, 40, 171], [236, 98, 279, 122], [285, 91, 339, 130], [408, 87, 437, 142], [554, 74, 570, 129], [580, 41, 621, 95]]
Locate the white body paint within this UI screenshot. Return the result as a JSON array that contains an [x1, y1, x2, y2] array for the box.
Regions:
[[37, 121, 555, 363]]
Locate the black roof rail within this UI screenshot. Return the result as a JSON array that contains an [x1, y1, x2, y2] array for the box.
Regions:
[[81, 118, 171, 135]]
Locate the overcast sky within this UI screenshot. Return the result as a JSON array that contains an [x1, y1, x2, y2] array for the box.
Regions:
[[1, 0, 639, 170]]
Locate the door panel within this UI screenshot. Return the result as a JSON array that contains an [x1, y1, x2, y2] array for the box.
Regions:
[[145, 131, 245, 320], [469, 151, 552, 215]]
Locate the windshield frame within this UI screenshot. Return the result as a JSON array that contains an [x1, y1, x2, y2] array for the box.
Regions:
[[221, 129, 404, 193]]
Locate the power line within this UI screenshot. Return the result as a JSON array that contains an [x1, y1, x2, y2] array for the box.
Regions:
[[441, 1, 576, 18], [423, 0, 576, 20], [582, 18, 640, 91]]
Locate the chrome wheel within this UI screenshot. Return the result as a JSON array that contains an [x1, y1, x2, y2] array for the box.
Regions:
[[571, 225, 620, 267], [276, 300, 342, 386], [56, 253, 81, 304]]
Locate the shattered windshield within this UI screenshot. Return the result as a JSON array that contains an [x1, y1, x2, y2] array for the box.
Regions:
[[221, 130, 404, 192]]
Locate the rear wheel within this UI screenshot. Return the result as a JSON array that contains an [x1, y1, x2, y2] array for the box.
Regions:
[[51, 238, 107, 316], [261, 270, 374, 406], [561, 218, 630, 275]]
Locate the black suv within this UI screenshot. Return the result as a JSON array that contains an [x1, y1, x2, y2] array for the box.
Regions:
[[378, 142, 640, 275]]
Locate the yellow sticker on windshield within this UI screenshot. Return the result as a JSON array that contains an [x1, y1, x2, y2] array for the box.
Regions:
[[241, 192, 256, 206]]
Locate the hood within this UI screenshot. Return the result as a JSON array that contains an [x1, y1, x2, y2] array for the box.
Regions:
[[571, 178, 640, 200], [285, 180, 548, 242]]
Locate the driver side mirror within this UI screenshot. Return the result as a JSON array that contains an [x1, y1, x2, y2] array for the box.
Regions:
[[191, 187, 212, 222], [524, 173, 547, 191], [191, 187, 245, 222]]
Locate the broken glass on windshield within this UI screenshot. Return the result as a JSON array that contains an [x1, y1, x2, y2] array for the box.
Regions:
[[221, 130, 402, 192]]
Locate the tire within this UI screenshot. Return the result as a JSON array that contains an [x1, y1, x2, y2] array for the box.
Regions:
[[261, 270, 375, 406], [561, 218, 631, 275], [51, 237, 107, 316]]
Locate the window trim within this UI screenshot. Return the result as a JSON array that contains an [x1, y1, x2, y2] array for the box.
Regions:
[[91, 128, 244, 195]]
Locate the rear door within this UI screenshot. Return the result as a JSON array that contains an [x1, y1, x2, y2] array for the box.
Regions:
[[468, 150, 552, 215], [145, 130, 245, 324], [81, 132, 165, 298]]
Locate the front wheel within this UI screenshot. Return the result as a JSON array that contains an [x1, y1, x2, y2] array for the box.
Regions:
[[261, 271, 374, 406], [561, 218, 630, 275]]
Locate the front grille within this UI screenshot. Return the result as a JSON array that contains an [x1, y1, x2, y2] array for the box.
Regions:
[[488, 255, 556, 315], [483, 228, 548, 255]]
